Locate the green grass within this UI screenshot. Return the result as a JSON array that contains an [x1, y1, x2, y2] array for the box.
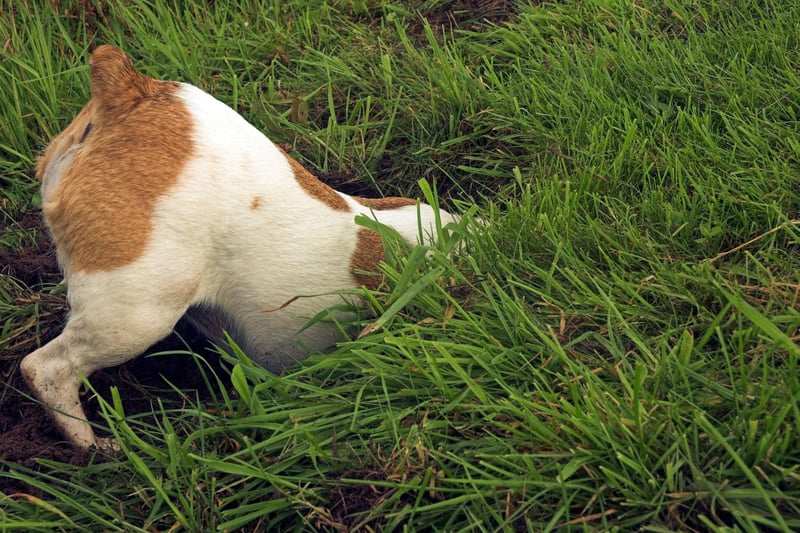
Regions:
[[1, 0, 799, 530]]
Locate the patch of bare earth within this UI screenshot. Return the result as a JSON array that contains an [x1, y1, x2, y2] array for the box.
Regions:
[[422, 0, 521, 34]]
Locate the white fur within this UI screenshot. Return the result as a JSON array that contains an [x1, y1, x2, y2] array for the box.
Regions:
[[21, 78, 455, 449]]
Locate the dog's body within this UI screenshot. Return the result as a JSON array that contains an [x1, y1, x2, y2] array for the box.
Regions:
[[21, 45, 455, 449]]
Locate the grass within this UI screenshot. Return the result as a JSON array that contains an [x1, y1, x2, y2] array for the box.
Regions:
[[1, 0, 799, 530]]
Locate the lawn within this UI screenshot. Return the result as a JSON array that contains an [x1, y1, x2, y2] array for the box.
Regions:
[[1, 0, 799, 531]]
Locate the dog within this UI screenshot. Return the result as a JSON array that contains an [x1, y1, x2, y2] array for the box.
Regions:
[[20, 45, 456, 449]]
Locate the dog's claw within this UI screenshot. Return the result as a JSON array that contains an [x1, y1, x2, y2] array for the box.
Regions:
[[93, 437, 121, 453]]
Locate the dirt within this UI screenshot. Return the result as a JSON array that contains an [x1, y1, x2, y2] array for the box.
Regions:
[[0, 211, 61, 286], [418, 0, 521, 34]]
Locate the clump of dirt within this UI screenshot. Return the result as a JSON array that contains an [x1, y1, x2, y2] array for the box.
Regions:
[[0, 211, 61, 286], [422, 0, 521, 33], [0, 379, 95, 495]]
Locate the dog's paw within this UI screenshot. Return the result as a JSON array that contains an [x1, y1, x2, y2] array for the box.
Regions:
[[93, 436, 121, 453]]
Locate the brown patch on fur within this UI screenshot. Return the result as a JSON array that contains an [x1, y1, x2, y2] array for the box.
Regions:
[[351, 198, 420, 289], [355, 196, 418, 210], [277, 147, 350, 212], [35, 105, 97, 182], [350, 228, 385, 291], [250, 195, 263, 210], [38, 45, 193, 273]]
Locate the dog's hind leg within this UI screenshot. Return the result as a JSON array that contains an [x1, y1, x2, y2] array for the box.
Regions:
[[20, 271, 191, 449]]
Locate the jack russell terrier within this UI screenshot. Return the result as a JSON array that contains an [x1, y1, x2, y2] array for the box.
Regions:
[[21, 45, 456, 449]]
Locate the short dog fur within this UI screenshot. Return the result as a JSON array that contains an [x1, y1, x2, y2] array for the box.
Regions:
[[21, 45, 456, 449]]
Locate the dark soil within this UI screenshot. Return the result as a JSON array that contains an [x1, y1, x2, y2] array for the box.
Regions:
[[0, 211, 61, 286], [417, 0, 520, 34]]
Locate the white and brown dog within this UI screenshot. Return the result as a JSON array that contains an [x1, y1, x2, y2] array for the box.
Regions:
[[21, 45, 456, 449]]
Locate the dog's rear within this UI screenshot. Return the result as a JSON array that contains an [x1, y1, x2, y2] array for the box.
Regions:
[[22, 46, 455, 449]]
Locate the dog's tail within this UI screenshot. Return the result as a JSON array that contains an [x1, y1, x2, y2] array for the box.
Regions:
[[89, 45, 157, 115]]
